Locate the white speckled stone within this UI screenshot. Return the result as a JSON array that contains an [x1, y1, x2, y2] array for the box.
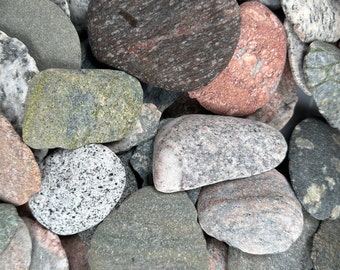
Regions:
[[29, 144, 126, 235], [153, 114, 287, 192]]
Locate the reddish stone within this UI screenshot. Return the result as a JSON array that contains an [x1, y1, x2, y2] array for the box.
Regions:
[[207, 237, 228, 270], [189, 1, 286, 116], [61, 235, 90, 270]]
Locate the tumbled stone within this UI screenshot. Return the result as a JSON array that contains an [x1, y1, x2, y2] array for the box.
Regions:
[[207, 237, 228, 270], [153, 114, 287, 192], [197, 170, 303, 255], [0, 0, 81, 70], [61, 234, 90, 270], [29, 144, 126, 235], [189, 1, 286, 116], [289, 118, 340, 220], [88, 186, 209, 270], [281, 0, 340, 42], [0, 115, 41, 206], [88, 0, 240, 92], [50, 0, 70, 17], [303, 40, 340, 129], [68, 0, 90, 32], [0, 204, 21, 254], [23, 69, 143, 149], [143, 85, 179, 112]]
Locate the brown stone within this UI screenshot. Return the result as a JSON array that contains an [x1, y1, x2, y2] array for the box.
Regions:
[[0, 115, 41, 205], [61, 235, 90, 270], [207, 236, 228, 270], [189, 1, 286, 116]]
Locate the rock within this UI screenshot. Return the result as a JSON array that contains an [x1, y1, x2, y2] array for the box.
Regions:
[[311, 219, 340, 270], [68, 0, 90, 32], [153, 114, 287, 192], [251, 0, 281, 10], [0, 115, 41, 206], [189, 1, 287, 116], [0, 0, 81, 70], [0, 31, 39, 134], [50, 0, 70, 17], [186, 188, 201, 205], [88, 0, 240, 92], [23, 69, 143, 149], [289, 118, 340, 220], [197, 170, 304, 255], [23, 217, 69, 270], [60, 235, 90, 270], [29, 144, 126, 235], [206, 237, 228, 270], [143, 85, 180, 112], [303, 40, 340, 130], [88, 186, 209, 270], [281, 0, 340, 43]]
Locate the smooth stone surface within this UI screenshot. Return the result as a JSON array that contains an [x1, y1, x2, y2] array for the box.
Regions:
[[303, 40, 340, 130], [68, 0, 90, 32], [0, 115, 41, 206], [189, 1, 286, 116], [289, 118, 340, 220], [88, 186, 209, 270], [50, 0, 70, 17], [143, 85, 180, 113], [153, 114, 287, 192], [88, 0, 240, 92], [29, 144, 126, 235], [61, 235, 90, 270], [252, 0, 281, 9], [0, 204, 21, 254], [207, 237, 228, 270], [23, 69, 143, 149], [197, 170, 304, 255], [0, 0, 81, 70], [281, 0, 340, 42]]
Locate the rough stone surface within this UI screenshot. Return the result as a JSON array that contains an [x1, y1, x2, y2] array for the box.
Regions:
[[311, 219, 340, 270], [50, 0, 70, 17], [23, 69, 143, 149], [0, 31, 39, 134], [88, 0, 241, 92], [197, 170, 304, 255], [61, 234, 90, 270], [0, 204, 21, 254], [289, 118, 340, 220], [207, 236, 228, 270], [88, 186, 209, 270], [303, 40, 340, 130], [0, 115, 41, 206], [23, 217, 69, 270], [68, 0, 90, 32], [281, 0, 340, 42], [0, 0, 81, 70], [153, 114, 287, 192], [189, 1, 286, 116], [143, 85, 180, 112], [29, 144, 126, 235]]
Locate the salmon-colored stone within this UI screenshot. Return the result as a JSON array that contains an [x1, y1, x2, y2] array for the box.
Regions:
[[189, 1, 286, 116]]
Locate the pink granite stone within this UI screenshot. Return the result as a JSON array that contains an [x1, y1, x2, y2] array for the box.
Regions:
[[207, 236, 228, 270]]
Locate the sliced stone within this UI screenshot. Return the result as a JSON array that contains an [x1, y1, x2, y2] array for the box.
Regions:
[[207, 237, 228, 270], [153, 114, 287, 192], [303, 40, 340, 129], [50, 0, 70, 17], [88, 0, 240, 92], [29, 144, 126, 235], [289, 118, 340, 220], [88, 186, 209, 270], [23, 69, 143, 149], [189, 1, 286, 116], [197, 170, 304, 255]]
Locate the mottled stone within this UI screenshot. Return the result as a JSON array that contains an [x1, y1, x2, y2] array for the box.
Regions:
[[0, 0, 81, 70], [50, 0, 70, 17], [189, 2, 286, 116], [29, 144, 126, 235], [153, 114, 287, 192], [68, 0, 90, 32], [23, 217, 69, 270], [0, 204, 21, 254], [0, 115, 41, 206], [0, 31, 39, 134], [143, 85, 180, 112], [281, 0, 340, 42], [88, 186, 209, 270], [197, 170, 303, 255], [207, 237, 228, 270], [23, 69, 143, 149], [289, 118, 340, 220], [303, 41, 340, 129], [61, 235, 90, 270], [88, 0, 240, 92]]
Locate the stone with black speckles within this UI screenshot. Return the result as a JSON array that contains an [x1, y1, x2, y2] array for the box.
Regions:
[[289, 118, 340, 220], [29, 144, 126, 235]]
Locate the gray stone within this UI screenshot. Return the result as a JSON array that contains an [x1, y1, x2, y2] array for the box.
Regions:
[[186, 188, 201, 205], [88, 186, 209, 270], [289, 118, 340, 220], [153, 114, 287, 192], [29, 144, 126, 235], [0, 0, 81, 70], [23, 69, 143, 149], [0, 31, 39, 134], [0, 204, 21, 254], [68, 0, 90, 32], [143, 85, 180, 112], [252, 0, 281, 9], [206, 237, 228, 270], [197, 170, 303, 255], [303, 40, 340, 130], [50, 0, 70, 17]]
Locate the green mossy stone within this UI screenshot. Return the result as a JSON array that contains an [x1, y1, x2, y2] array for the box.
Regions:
[[23, 69, 143, 149]]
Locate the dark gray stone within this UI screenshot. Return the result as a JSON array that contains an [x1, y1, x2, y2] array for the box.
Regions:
[[143, 85, 180, 112], [68, 0, 90, 32], [0, 204, 21, 254]]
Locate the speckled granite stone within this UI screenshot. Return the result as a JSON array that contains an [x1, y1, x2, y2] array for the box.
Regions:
[[289, 118, 340, 220], [23, 69, 143, 149], [29, 144, 126, 235], [0, 204, 21, 254], [50, 0, 70, 17], [153, 114, 287, 192]]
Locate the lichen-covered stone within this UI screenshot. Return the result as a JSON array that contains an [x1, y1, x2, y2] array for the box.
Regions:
[[0, 204, 21, 254], [23, 69, 143, 149]]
